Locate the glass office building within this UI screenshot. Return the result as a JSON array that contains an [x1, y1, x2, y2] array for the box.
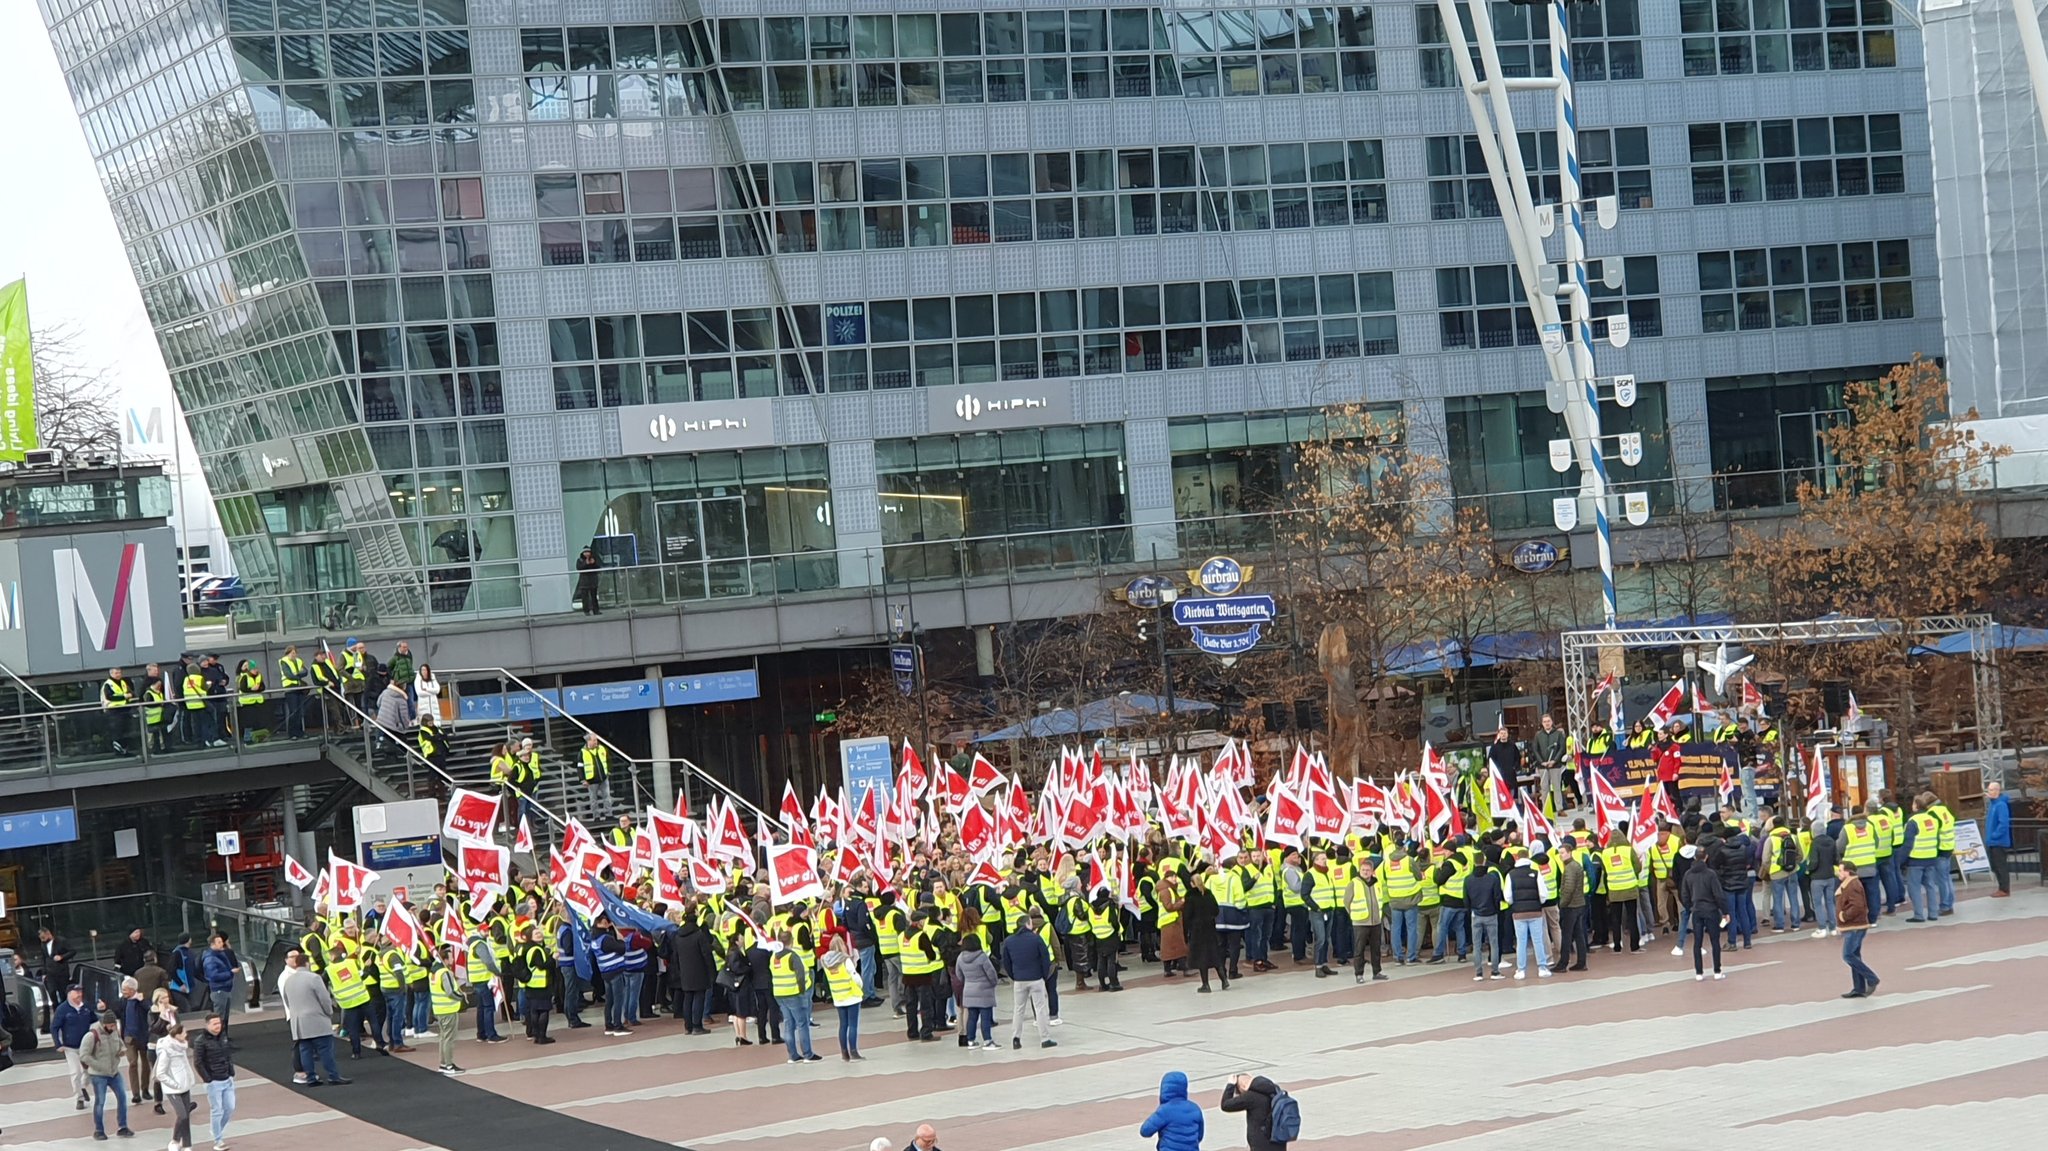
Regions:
[[40, 0, 1947, 624]]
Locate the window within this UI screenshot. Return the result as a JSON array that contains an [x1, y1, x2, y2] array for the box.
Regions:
[[1698, 239, 1913, 333], [1446, 382, 1671, 530], [1689, 114, 1906, 205], [1437, 265, 1534, 350], [1682, 0, 1896, 77]]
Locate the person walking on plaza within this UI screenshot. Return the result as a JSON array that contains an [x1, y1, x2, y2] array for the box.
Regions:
[[1836, 860, 1880, 998], [53, 984, 94, 1109], [1220, 1073, 1291, 1151], [769, 930, 819, 1062], [156, 1020, 197, 1151], [81, 1011, 133, 1139], [192, 1013, 236, 1150], [1000, 910, 1056, 1050], [1139, 1070, 1205, 1151], [282, 947, 347, 1086], [1346, 855, 1385, 983], [1807, 819, 1841, 938], [1985, 780, 2013, 897]]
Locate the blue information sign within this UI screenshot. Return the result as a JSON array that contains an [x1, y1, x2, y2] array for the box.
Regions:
[[660, 669, 762, 706], [362, 835, 441, 869], [1188, 623, 1267, 656], [890, 645, 919, 696], [561, 679, 661, 715], [1171, 595, 1277, 626], [839, 736, 895, 806], [456, 689, 561, 722], [0, 806, 78, 850]]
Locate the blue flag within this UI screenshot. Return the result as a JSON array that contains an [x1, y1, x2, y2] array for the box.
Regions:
[[559, 915, 594, 984], [590, 874, 676, 938]]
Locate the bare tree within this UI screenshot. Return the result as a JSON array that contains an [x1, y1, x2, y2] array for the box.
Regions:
[[31, 325, 123, 455]]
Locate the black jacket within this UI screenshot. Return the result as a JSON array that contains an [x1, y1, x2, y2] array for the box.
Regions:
[[1221, 1076, 1286, 1151], [1506, 865, 1544, 914], [1716, 834, 1754, 891], [668, 924, 716, 992], [1681, 863, 1724, 916], [113, 937, 154, 976], [190, 1030, 235, 1083], [1181, 884, 1221, 968], [1464, 867, 1504, 917], [1805, 830, 1840, 875]]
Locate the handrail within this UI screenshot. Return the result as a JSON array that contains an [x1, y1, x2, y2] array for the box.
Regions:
[[0, 662, 58, 710], [443, 664, 772, 823], [317, 684, 568, 831]]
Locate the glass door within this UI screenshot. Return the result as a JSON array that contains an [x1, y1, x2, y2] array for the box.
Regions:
[[657, 499, 706, 602], [700, 496, 752, 598], [1778, 408, 1848, 503]]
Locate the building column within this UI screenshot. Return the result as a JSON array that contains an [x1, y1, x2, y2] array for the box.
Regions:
[[1126, 418, 1177, 564], [646, 664, 674, 811], [1664, 378, 1713, 513], [829, 439, 883, 588]]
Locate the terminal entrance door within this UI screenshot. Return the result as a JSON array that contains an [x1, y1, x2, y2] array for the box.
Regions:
[[656, 496, 750, 601]]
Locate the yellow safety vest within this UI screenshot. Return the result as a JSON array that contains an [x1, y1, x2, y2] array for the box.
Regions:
[[581, 745, 609, 782], [1765, 830, 1798, 878], [521, 944, 550, 989], [1842, 822, 1879, 868], [329, 957, 371, 1008], [824, 960, 863, 1006], [490, 755, 516, 787], [1648, 832, 1681, 879], [1242, 866, 1274, 907], [102, 678, 133, 708], [1307, 869, 1339, 910], [343, 650, 367, 683], [1439, 857, 1469, 900], [899, 929, 943, 976], [770, 950, 805, 998], [1908, 812, 1940, 860], [237, 672, 265, 705], [872, 902, 903, 957], [1602, 845, 1641, 895], [183, 672, 208, 709], [1088, 903, 1117, 940], [1868, 810, 1895, 856], [430, 969, 463, 1016], [1345, 875, 1379, 919], [1205, 869, 1246, 907], [279, 656, 307, 688], [1381, 860, 1422, 901], [1931, 804, 1956, 852], [144, 686, 166, 725], [378, 946, 405, 989]]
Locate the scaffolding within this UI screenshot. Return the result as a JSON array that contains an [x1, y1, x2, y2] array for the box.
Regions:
[[1559, 614, 2007, 777]]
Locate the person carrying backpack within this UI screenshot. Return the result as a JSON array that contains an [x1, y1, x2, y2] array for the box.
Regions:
[[1221, 1072, 1297, 1151]]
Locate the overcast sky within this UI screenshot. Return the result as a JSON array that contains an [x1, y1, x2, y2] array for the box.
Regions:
[[0, 3, 178, 416]]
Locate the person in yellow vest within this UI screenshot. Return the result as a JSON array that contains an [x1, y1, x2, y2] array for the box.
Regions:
[[1925, 791, 1958, 916], [1601, 829, 1644, 953], [1154, 869, 1186, 979], [1841, 803, 1884, 921], [1345, 856, 1385, 983], [898, 909, 947, 1041], [275, 645, 310, 739], [1087, 889, 1125, 992], [140, 663, 171, 754], [769, 929, 819, 1062], [579, 733, 613, 821], [1429, 843, 1471, 964], [1415, 850, 1444, 964], [870, 889, 908, 1015], [1241, 852, 1276, 972], [341, 639, 370, 712], [1875, 789, 1907, 914], [182, 664, 222, 747], [1647, 819, 1684, 937], [376, 932, 416, 1053], [234, 659, 268, 745], [1903, 795, 1944, 922], [1381, 846, 1425, 965], [326, 943, 374, 1058], [1205, 859, 1248, 980], [1304, 851, 1341, 978], [821, 934, 866, 1060], [518, 924, 554, 1045], [100, 665, 137, 756], [429, 943, 467, 1073], [1764, 817, 1802, 932]]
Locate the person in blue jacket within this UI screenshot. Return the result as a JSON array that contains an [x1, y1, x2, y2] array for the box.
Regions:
[[1985, 780, 2012, 896], [1140, 1069, 1205, 1151]]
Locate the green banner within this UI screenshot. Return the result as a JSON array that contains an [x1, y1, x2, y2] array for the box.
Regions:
[[0, 278, 39, 461]]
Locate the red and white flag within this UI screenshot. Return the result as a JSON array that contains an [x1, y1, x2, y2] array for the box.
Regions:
[[283, 854, 315, 890], [1592, 671, 1617, 700], [647, 806, 692, 858], [898, 740, 930, 801], [708, 800, 751, 863], [1645, 679, 1686, 729], [1804, 745, 1832, 823], [766, 843, 824, 905], [1351, 778, 1389, 831], [459, 841, 510, 898], [1589, 768, 1629, 838], [1262, 782, 1307, 849], [1486, 763, 1518, 821], [1519, 788, 1556, 846], [328, 852, 379, 912], [957, 801, 996, 860], [1741, 677, 1765, 715], [964, 752, 1005, 803], [513, 813, 534, 855], [310, 868, 334, 910], [689, 856, 729, 895], [654, 855, 687, 906], [934, 760, 971, 814], [442, 788, 499, 844], [383, 898, 424, 953]]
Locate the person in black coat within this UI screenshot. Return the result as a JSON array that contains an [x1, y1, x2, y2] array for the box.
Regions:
[[1221, 1073, 1289, 1151], [1181, 865, 1226, 993], [1681, 841, 1727, 978], [667, 920, 716, 1034], [113, 929, 155, 978]]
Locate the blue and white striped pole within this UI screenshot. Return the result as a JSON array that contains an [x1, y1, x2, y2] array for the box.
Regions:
[[1550, 0, 1616, 628]]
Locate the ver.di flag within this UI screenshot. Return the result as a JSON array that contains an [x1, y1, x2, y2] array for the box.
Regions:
[[282, 854, 315, 889]]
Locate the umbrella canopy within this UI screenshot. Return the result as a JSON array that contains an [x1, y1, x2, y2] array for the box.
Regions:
[[973, 693, 1218, 742]]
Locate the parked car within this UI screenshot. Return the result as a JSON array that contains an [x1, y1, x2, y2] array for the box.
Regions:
[[187, 574, 249, 616]]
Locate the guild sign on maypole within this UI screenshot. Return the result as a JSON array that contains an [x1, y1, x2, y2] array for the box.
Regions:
[[1172, 556, 1276, 664]]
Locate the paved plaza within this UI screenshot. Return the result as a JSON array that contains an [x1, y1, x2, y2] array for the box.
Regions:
[[6, 886, 2046, 1151]]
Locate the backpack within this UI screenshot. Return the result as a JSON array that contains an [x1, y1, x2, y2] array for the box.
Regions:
[[1776, 833, 1799, 873], [1269, 1087, 1302, 1144]]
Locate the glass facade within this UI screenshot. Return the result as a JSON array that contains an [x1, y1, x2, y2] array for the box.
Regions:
[[1169, 407, 1402, 551], [1445, 384, 1674, 530], [40, 0, 1945, 627]]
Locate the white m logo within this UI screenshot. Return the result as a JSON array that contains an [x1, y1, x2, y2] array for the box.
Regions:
[[53, 542, 153, 656]]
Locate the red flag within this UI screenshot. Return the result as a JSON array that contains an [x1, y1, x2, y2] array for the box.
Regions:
[[383, 898, 423, 953], [689, 855, 729, 895], [654, 855, 686, 905], [442, 787, 499, 844], [966, 856, 1005, 888], [441, 903, 467, 954], [1645, 679, 1686, 729], [560, 878, 602, 923], [547, 847, 571, 892], [1589, 766, 1629, 838], [1741, 677, 1765, 715], [1307, 779, 1348, 840], [1351, 779, 1389, 830], [513, 813, 533, 855], [1263, 783, 1307, 848], [766, 843, 824, 905], [958, 801, 996, 860], [935, 760, 971, 814], [1486, 764, 1518, 820], [964, 752, 1005, 802], [310, 868, 334, 910], [328, 852, 379, 912], [1592, 671, 1617, 700], [673, 786, 690, 822], [282, 854, 315, 889], [779, 781, 810, 834], [708, 800, 751, 863], [1085, 853, 1110, 895], [899, 739, 930, 801], [1520, 788, 1557, 846], [1007, 777, 1035, 837], [460, 842, 510, 897]]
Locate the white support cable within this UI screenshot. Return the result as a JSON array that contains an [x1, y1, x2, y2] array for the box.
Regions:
[[1437, 0, 1618, 626], [2014, 0, 2048, 146]]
